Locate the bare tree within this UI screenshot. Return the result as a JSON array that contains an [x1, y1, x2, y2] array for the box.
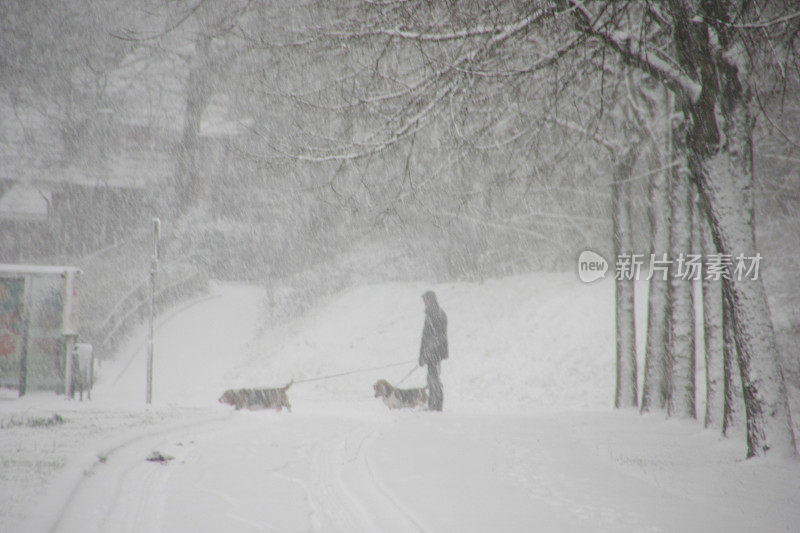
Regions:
[[292, 0, 797, 456], [117, 1, 255, 209], [613, 142, 640, 408], [701, 217, 724, 428], [636, 90, 672, 413], [666, 108, 696, 419], [722, 292, 745, 435], [567, 0, 796, 457]]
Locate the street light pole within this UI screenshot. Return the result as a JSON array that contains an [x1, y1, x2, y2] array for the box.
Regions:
[[146, 218, 160, 404]]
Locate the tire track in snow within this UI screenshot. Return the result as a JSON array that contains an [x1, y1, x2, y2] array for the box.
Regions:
[[49, 281, 434, 532], [47, 413, 232, 533], [362, 447, 427, 532], [300, 423, 430, 533], [313, 433, 373, 531]]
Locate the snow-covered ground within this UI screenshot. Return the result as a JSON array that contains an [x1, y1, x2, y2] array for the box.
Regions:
[[2, 276, 799, 532]]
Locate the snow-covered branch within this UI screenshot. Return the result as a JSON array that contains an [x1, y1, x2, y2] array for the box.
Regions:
[[714, 10, 800, 29], [541, 114, 620, 154], [569, 1, 703, 103], [324, 24, 501, 42]]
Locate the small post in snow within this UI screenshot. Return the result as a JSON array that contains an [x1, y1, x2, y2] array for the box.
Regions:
[[146, 218, 161, 405], [62, 269, 78, 398]]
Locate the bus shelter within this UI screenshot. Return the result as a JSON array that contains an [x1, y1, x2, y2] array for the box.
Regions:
[[0, 264, 81, 396]]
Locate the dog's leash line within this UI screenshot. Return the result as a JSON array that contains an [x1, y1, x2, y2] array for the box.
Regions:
[[396, 364, 420, 386], [293, 359, 417, 385]]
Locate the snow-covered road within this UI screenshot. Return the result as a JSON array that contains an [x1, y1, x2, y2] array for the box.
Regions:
[[51, 409, 796, 533], [7, 279, 800, 532]]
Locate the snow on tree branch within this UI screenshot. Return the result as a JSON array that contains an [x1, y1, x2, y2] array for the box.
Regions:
[[569, 1, 703, 103]]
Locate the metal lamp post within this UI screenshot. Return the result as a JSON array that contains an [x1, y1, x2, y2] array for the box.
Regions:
[[146, 218, 160, 404]]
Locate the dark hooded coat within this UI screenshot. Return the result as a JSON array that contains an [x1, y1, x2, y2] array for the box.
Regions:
[[419, 291, 448, 366]]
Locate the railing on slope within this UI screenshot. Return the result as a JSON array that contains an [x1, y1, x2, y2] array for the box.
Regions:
[[87, 270, 207, 359]]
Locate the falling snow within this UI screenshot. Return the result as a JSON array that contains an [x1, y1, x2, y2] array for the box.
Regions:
[[1, 2, 800, 532]]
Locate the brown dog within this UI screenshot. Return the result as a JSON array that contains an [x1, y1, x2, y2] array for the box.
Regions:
[[373, 379, 428, 409], [219, 380, 293, 411]]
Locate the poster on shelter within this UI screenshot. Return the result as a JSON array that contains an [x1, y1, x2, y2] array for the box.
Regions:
[[27, 277, 65, 390], [0, 278, 25, 380]]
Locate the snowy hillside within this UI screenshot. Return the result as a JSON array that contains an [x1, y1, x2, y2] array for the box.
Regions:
[[233, 273, 616, 413], [2, 275, 799, 533]]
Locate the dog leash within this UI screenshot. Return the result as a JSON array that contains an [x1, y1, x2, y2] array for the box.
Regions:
[[293, 359, 416, 385], [396, 363, 420, 386]]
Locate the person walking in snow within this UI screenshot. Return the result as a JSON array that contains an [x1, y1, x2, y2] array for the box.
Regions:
[[419, 290, 448, 411]]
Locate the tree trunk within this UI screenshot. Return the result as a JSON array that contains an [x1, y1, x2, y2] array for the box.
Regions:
[[667, 113, 696, 419], [641, 145, 671, 413], [694, 166, 796, 456], [175, 36, 213, 209], [721, 292, 743, 436], [669, 0, 798, 457], [689, 86, 796, 457], [700, 214, 723, 427], [613, 147, 639, 409]]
